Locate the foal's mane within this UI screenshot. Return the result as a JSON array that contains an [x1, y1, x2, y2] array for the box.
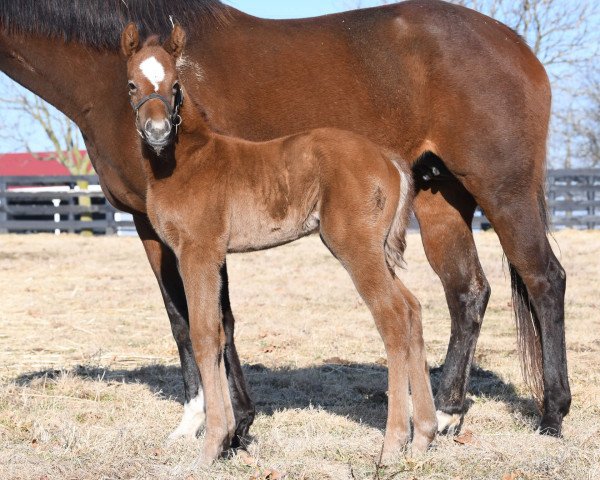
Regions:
[[0, 0, 228, 50]]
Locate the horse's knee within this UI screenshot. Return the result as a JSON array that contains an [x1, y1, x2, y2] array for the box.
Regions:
[[169, 315, 190, 344], [546, 256, 566, 299], [448, 276, 490, 331], [523, 255, 566, 321]]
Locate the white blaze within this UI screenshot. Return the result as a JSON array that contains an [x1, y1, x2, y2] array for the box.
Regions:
[[140, 56, 165, 92]]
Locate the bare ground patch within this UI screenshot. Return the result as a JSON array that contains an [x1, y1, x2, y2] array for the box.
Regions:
[[0, 231, 599, 479]]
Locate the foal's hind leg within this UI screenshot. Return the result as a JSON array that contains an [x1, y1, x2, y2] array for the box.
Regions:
[[322, 230, 417, 461], [395, 279, 437, 451]]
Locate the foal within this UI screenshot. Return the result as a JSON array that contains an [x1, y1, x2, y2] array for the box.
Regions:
[[121, 23, 437, 463]]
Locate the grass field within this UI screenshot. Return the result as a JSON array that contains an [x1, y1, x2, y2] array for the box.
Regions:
[[1, 230, 599, 479]]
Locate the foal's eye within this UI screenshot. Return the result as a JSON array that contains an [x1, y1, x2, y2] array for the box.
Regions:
[[128, 81, 137, 93], [172, 82, 180, 94]]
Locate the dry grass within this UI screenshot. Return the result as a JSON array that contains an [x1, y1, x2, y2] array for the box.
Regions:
[[0, 230, 599, 479]]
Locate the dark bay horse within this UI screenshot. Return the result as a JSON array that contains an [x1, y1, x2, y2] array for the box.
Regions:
[[0, 0, 569, 440], [122, 23, 437, 462]]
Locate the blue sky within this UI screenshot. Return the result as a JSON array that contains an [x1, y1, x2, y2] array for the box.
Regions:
[[224, 0, 386, 18]]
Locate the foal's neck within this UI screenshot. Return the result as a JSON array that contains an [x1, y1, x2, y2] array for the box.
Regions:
[[178, 91, 214, 147]]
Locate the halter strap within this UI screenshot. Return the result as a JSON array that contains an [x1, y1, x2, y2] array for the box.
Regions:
[[130, 85, 184, 133]]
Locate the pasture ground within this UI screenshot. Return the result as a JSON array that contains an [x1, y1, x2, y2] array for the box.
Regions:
[[0, 231, 599, 479]]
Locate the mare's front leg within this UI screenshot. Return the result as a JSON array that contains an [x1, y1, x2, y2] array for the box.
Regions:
[[177, 243, 236, 463], [133, 214, 253, 441]]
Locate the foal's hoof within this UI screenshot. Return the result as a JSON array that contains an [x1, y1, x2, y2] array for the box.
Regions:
[[436, 410, 462, 435], [379, 434, 409, 465], [411, 432, 435, 454], [201, 437, 229, 465]]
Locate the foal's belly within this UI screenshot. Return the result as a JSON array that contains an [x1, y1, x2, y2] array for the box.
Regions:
[[227, 207, 319, 253]]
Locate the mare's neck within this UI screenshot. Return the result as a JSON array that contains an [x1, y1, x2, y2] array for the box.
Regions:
[[0, 33, 126, 143], [0, 32, 145, 209]]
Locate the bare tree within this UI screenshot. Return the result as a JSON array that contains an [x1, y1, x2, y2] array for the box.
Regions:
[[574, 72, 600, 167], [0, 78, 93, 175]]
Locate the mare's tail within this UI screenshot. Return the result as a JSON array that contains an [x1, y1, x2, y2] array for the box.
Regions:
[[510, 189, 547, 410], [384, 157, 414, 271]]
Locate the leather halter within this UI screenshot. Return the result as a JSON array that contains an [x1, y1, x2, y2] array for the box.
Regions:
[[130, 84, 184, 139]]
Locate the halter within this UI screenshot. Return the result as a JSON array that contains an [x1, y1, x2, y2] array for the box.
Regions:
[[130, 84, 184, 139]]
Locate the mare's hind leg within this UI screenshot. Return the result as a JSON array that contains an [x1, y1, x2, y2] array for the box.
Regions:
[[413, 184, 490, 433], [476, 189, 570, 434]]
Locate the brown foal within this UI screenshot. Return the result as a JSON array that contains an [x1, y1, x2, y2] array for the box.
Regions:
[[121, 23, 436, 463]]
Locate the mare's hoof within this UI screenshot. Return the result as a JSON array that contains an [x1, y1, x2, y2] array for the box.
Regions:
[[436, 410, 462, 435], [168, 414, 205, 442], [232, 409, 255, 447], [537, 415, 562, 437]]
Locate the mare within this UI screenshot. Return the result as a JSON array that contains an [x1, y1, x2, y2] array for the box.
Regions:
[[0, 0, 569, 440], [122, 23, 437, 462]]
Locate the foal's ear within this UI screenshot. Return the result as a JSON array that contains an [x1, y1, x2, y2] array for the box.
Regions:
[[121, 22, 140, 58], [164, 25, 187, 58]]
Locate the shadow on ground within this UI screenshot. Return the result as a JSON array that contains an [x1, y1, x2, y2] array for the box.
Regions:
[[13, 361, 538, 430]]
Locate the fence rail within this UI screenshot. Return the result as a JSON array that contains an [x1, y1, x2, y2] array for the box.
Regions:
[[1, 170, 600, 234], [0, 175, 134, 235]]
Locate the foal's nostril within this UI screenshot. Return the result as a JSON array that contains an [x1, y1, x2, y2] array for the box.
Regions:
[[144, 119, 172, 142]]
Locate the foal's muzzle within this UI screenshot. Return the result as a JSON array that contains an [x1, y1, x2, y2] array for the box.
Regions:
[[144, 118, 172, 147], [130, 87, 184, 152]]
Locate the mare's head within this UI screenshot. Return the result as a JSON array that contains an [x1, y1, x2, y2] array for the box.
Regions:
[[121, 23, 186, 154]]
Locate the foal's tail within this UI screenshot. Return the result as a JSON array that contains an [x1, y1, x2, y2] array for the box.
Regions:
[[384, 157, 414, 272], [510, 189, 547, 410]]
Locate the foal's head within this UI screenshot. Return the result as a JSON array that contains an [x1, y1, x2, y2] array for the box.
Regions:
[[121, 23, 186, 154]]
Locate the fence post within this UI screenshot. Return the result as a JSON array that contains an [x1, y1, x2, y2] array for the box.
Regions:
[[76, 179, 93, 236], [0, 178, 7, 234], [105, 202, 116, 235]]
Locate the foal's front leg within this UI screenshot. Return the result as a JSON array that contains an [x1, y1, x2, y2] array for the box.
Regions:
[[134, 215, 252, 442], [177, 245, 236, 463]]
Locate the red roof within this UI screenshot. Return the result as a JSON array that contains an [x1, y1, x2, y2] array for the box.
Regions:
[[0, 152, 72, 176]]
